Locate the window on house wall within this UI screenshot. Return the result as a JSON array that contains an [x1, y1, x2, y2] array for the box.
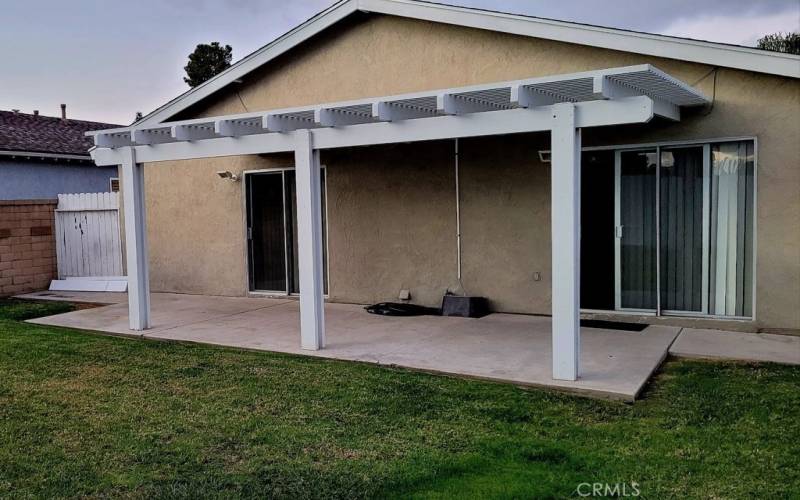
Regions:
[[109, 178, 119, 192]]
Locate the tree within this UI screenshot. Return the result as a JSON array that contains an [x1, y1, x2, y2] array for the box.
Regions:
[[183, 42, 233, 88], [756, 32, 800, 55]]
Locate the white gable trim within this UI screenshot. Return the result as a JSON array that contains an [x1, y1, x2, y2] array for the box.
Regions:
[[136, 0, 800, 127]]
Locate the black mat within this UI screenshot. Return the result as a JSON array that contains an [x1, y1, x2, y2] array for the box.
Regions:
[[580, 319, 648, 332]]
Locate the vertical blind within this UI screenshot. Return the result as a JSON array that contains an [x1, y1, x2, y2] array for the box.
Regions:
[[659, 146, 704, 312], [709, 141, 755, 317]]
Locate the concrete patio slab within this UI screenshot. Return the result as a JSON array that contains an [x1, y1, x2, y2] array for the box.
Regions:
[[27, 292, 681, 400], [670, 328, 800, 365]]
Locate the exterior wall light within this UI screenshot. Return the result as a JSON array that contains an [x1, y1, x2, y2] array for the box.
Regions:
[[216, 170, 240, 182]]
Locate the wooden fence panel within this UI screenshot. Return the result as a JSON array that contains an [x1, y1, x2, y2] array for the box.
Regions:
[[54, 193, 123, 278]]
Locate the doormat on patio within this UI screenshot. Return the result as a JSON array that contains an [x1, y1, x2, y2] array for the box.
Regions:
[[580, 319, 648, 332]]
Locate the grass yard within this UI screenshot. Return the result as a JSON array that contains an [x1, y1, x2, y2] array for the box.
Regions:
[[0, 299, 798, 499]]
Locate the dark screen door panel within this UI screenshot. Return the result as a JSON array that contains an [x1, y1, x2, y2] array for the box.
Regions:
[[618, 150, 657, 310], [580, 150, 615, 310], [249, 173, 287, 292]]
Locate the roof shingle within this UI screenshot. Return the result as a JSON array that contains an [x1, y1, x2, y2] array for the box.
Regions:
[[0, 110, 122, 157]]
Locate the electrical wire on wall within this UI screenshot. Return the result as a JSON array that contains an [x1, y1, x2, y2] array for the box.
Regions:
[[454, 138, 468, 296], [692, 67, 719, 116]]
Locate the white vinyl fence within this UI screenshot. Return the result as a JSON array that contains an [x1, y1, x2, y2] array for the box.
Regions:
[[54, 193, 123, 279]]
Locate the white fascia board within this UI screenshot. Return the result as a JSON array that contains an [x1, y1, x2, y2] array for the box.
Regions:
[[134, 0, 359, 127], [90, 96, 654, 166], [0, 150, 91, 161], [361, 0, 800, 79]]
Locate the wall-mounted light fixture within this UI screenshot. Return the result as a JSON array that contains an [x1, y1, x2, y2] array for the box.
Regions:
[[216, 170, 240, 182]]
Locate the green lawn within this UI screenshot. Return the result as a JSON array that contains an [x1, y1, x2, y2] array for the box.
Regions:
[[0, 299, 798, 499]]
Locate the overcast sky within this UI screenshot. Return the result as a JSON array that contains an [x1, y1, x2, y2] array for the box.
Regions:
[[2, 0, 797, 125]]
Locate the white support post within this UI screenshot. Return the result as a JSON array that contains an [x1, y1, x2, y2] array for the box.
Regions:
[[550, 103, 581, 381], [120, 147, 151, 330], [294, 129, 326, 350]]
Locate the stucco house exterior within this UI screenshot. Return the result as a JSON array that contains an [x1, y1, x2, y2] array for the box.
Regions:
[[87, 0, 799, 381], [0, 109, 120, 200]]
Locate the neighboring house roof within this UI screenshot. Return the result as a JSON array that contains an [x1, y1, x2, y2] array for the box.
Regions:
[[136, 0, 800, 127], [0, 110, 121, 159]]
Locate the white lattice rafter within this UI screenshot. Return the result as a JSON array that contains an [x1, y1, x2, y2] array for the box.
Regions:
[[89, 65, 708, 152]]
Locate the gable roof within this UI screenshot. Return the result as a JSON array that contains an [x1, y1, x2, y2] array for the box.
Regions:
[[0, 110, 121, 159], [137, 0, 800, 127]]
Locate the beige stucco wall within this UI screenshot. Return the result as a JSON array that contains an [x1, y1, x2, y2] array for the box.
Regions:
[[141, 13, 800, 330]]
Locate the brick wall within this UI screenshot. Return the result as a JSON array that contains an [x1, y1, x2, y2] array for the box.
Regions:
[[0, 200, 57, 297]]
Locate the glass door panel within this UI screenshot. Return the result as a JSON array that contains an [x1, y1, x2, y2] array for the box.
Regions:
[[659, 146, 706, 313], [616, 149, 657, 310], [247, 172, 287, 292]]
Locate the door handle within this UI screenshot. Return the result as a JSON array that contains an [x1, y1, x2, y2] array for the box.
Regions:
[[615, 225, 624, 238]]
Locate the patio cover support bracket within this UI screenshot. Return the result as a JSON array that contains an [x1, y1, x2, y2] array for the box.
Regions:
[[550, 103, 581, 381], [120, 147, 151, 331], [294, 129, 326, 350]]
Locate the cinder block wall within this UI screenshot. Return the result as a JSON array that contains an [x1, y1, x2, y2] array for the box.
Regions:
[[0, 200, 57, 297]]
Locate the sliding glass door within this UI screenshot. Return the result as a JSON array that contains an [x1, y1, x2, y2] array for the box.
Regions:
[[246, 169, 328, 294], [610, 140, 754, 318]]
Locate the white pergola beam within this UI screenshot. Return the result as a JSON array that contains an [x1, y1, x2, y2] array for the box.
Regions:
[[171, 123, 217, 141], [372, 101, 437, 121], [264, 114, 314, 132], [120, 147, 151, 331], [214, 118, 264, 137], [94, 133, 132, 148], [512, 85, 565, 108], [132, 128, 173, 145], [90, 97, 656, 166], [315, 107, 373, 127], [294, 129, 326, 350], [550, 102, 581, 381], [593, 75, 679, 120], [437, 93, 507, 115]]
